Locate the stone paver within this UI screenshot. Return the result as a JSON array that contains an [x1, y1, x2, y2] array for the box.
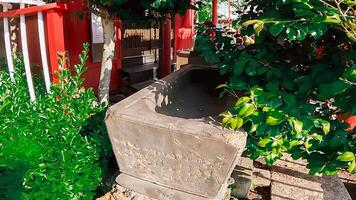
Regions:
[[97, 182, 232, 200], [97, 184, 154, 200], [339, 171, 356, 199], [252, 167, 271, 188], [271, 155, 351, 200], [231, 157, 253, 198]]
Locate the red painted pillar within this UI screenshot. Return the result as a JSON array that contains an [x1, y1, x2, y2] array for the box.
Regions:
[[46, 10, 66, 84], [173, 14, 180, 68], [212, 0, 218, 26], [114, 19, 122, 70], [161, 16, 172, 77]]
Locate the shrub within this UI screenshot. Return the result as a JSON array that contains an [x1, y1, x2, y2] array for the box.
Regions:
[[0, 44, 112, 199], [196, 0, 356, 175]]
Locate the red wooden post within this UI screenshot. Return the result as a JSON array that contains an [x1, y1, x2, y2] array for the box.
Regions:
[[161, 16, 172, 77], [173, 14, 179, 68], [114, 19, 122, 70], [212, 0, 218, 26], [46, 9, 66, 84]]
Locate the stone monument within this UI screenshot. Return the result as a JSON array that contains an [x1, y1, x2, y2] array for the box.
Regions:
[[106, 65, 247, 200]]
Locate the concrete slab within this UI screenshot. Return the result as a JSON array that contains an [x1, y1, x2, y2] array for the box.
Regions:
[[271, 155, 351, 200]]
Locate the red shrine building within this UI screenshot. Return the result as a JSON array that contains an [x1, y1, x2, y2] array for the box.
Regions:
[[0, 0, 199, 95]]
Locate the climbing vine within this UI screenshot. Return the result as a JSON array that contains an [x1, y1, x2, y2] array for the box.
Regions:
[[196, 0, 356, 175]]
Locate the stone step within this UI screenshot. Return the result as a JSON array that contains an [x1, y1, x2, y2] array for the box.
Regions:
[[130, 80, 155, 91], [271, 155, 352, 200], [121, 63, 157, 74], [252, 167, 271, 188], [123, 55, 156, 67], [121, 63, 157, 84]]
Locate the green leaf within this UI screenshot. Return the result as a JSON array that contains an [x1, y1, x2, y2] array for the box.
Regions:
[[294, 9, 315, 17], [298, 81, 313, 94], [265, 154, 274, 166], [216, 83, 228, 89], [254, 22, 265, 36], [343, 65, 356, 82], [349, 160, 356, 173], [304, 141, 312, 150], [249, 123, 258, 133], [266, 111, 285, 125], [257, 66, 269, 75], [324, 15, 341, 24], [223, 117, 230, 124], [266, 80, 279, 91], [238, 103, 255, 118], [234, 59, 248, 76], [258, 138, 272, 147], [242, 19, 263, 27], [222, 117, 230, 128], [291, 149, 307, 160], [318, 81, 351, 99], [291, 119, 303, 134], [245, 63, 257, 76], [230, 117, 244, 130], [236, 97, 251, 106], [293, 2, 313, 9], [308, 23, 327, 39], [286, 27, 297, 40], [289, 140, 303, 148], [319, 120, 330, 134], [281, 93, 297, 106], [293, 23, 308, 41], [251, 87, 264, 97], [337, 152, 355, 162], [312, 133, 323, 142], [269, 23, 285, 36], [220, 65, 229, 75]]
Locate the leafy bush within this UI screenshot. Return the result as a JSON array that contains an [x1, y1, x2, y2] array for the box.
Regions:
[[196, 0, 356, 175], [196, 0, 213, 23], [87, 0, 192, 20], [0, 44, 113, 199]]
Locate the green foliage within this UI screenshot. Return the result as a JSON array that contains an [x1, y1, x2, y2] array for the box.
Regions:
[[196, 0, 212, 23], [0, 57, 6, 70], [88, 0, 192, 20], [0, 44, 112, 199], [196, 0, 356, 175], [195, 0, 235, 23]]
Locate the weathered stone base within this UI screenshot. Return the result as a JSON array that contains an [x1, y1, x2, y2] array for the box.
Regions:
[[271, 155, 352, 200], [116, 174, 231, 200]]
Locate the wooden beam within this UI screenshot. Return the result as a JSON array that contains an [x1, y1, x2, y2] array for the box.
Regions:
[[38, 11, 51, 93], [0, 0, 45, 5], [20, 3, 36, 101], [2, 4, 15, 82], [161, 16, 172, 77], [0, 2, 83, 19], [45, 10, 66, 84]]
